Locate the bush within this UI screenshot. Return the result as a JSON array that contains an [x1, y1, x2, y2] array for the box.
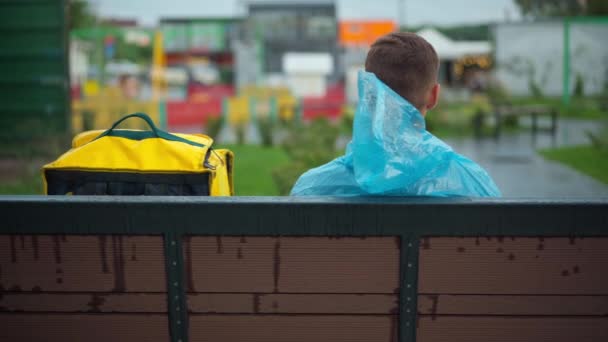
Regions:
[[235, 123, 246, 145], [587, 121, 608, 151], [272, 118, 341, 194], [204, 116, 223, 139], [486, 83, 510, 104], [272, 162, 309, 195], [574, 74, 585, 98], [257, 117, 275, 147]]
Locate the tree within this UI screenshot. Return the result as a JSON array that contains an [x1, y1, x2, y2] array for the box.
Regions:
[[69, 0, 96, 30], [586, 0, 608, 15], [515, 0, 608, 18]]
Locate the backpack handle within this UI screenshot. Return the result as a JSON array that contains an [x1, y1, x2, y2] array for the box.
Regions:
[[94, 112, 209, 148], [105, 113, 160, 136]]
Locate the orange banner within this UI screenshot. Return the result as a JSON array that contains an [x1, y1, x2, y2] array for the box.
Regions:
[[339, 21, 397, 47]]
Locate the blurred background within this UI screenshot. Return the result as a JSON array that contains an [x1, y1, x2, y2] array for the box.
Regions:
[[0, 0, 607, 197]]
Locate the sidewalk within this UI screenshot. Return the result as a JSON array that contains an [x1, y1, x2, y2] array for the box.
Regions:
[[445, 119, 608, 198]]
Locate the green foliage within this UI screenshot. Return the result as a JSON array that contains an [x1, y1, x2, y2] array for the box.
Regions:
[[600, 69, 608, 111], [340, 107, 354, 135], [514, 0, 608, 17], [114, 37, 153, 65], [235, 123, 246, 145], [486, 83, 511, 104], [437, 24, 490, 41], [204, 116, 224, 140], [402, 24, 489, 41], [69, 0, 96, 30], [426, 97, 497, 138], [515, 0, 583, 18], [272, 161, 309, 196], [272, 119, 341, 195], [573, 74, 585, 98], [281, 118, 339, 166], [257, 117, 275, 147], [586, 121, 608, 151], [587, 0, 608, 14]]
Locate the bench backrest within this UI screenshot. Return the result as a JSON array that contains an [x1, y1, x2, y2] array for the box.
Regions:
[[1, 197, 607, 342]]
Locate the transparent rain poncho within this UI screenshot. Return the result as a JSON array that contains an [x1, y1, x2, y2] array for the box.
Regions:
[[290, 71, 501, 197]]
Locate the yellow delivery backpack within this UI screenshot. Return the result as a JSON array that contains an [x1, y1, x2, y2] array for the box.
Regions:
[[43, 113, 233, 196]]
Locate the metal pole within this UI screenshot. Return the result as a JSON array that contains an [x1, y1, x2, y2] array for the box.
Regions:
[[398, 0, 406, 29], [562, 18, 571, 105]]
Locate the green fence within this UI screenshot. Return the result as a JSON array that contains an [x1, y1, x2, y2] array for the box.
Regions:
[[0, 0, 70, 140]]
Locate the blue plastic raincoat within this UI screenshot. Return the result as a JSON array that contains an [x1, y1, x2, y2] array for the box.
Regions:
[[290, 71, 501, 197]]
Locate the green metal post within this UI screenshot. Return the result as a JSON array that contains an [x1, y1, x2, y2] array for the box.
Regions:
[[159, 101, 168, 130], [562, 18, 571, 105], [399, 234, 420, 342]]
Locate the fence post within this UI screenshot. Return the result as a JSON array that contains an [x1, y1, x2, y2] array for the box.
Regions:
[[399, 234, 420, 342], [164, 231, 189, 342]]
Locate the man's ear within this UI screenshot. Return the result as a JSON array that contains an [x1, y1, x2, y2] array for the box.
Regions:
[[426, 83, 441, 110]]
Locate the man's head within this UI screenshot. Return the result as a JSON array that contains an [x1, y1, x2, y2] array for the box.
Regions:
[[365, 32, 440, 115]]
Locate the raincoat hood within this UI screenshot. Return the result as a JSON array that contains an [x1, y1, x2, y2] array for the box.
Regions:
[[291, 71, 501, 197]]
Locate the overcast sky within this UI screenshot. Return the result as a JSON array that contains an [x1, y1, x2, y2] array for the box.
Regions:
[[90, 0, 521, 27]]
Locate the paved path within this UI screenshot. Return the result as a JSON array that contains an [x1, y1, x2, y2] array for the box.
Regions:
[[445, 119, 608, 198]]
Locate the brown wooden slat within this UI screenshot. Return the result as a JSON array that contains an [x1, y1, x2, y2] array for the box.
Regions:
[[187, 293, 398, 314], [417, 295, 608, 316], [0, 314, 169, 342], [184, 236, 275, 293], [0, 235, 166, 292], [188, 293, 254, 313], [190, 315, 397, 342], [278, 237, 400, 293], [0, 293, 166, 313], [417, 317, 608, 342], [419, 237, 608, 294], [184, 237, 399, 293]]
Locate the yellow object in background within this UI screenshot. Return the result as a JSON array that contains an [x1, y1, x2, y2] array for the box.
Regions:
[[71, 98, 161, 133], [83, 80, 100, 97], [151, 30, 167, 101], [226, 96, 251, 125], [276, 94, 298, 121]]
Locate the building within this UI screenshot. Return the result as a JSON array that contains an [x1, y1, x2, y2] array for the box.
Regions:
[[243, 1, 338, 79], [159, 17, 243, 85], [416, 28, 492, 88], [494, 20, 608, 100]]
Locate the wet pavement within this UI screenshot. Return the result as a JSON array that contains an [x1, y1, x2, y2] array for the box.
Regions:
[[444, 118, 608, 198]]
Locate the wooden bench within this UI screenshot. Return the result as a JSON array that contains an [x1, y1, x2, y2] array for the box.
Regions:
[[474, 104, 559, 139], [1, 197, 607, 342]]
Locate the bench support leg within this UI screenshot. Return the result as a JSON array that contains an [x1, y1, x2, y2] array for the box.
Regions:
[[531, 112, 538, 136], [165, 231, 189, 342], [399, 234, 420, 342]]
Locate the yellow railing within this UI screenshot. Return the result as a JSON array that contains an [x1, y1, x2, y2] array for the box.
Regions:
[[72, 98, 161, 133]]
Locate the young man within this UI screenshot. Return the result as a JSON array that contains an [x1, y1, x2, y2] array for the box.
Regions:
[[290, 32, 501, 197]]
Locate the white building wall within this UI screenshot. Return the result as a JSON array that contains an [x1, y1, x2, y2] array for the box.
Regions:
[[494, 22, 564, 97], [494, 21, 608, 97], [570, 23, 608, 96]]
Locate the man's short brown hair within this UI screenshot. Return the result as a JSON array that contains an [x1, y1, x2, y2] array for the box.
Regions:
[[365, 32, 439, 109]]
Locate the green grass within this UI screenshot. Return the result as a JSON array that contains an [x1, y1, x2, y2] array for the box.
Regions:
[[217, 144, 291, 196], [539, 145, 608, 184]]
